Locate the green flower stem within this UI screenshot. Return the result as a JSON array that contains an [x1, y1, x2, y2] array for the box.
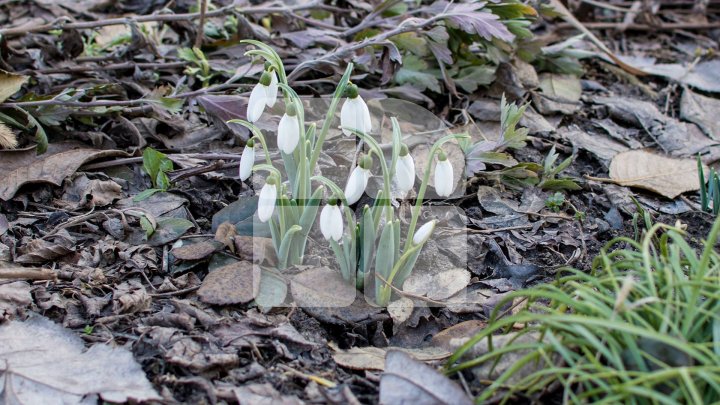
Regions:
[[404, 133, 469, 252], [309, 63, 353, 171], [228, 120, 272, 165], [251, 163, 282, 180], [350, 130, 393, 221], [378, 237, 425, 304]]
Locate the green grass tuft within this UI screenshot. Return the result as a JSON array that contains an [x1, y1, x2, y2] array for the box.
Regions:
[[447, 217, 720, 404]]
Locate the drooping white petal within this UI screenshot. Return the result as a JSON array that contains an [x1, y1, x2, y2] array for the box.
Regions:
[[344, 166, 370, 205], [434, 159, 454, 197], [320, 204, 344, 241], [247, 84, 267, 122], [266, 71, 279, 108], [277, 113, 300, 154], [395, 154, 415, 193], [340, 97, 371, 136], [257, 183, 277, 222], [239, 145, 255, 181], [360, 96, 372, 134], [413, 220, 436, 245]]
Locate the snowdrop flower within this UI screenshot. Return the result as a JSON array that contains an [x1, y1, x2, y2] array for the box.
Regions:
[[277, 103, 300, 154], [434, 150, 454, 197], [239, 138, 255, 181], [394, 144, 415, 194], [247, 70, 278, 122], [412, 220, 436, 245], [340, 83, 371, 136], [320, 198, 344, 241], [258, 176, 278, 222], [344, 155, 373, 205]]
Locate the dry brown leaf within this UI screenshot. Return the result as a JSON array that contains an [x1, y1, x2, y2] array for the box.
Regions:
[[234, 235, 276, 265], [16, 235, 75, 264], [330, 343, 450, 371], [171, 240, 223, 261], [387, 297, 414, 325], [608, 150, 704, 199], [0, 143, 127, 201], [290, 267, 356, 308], [198, 261, 260, 305], [61, 175, 123, 209], [214, 221, 237, 251], [0, 281, 32, 320], [0, 69, 29, 103]]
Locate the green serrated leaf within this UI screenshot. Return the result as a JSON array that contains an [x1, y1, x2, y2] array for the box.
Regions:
[[394, 55, 441, 93], [454, 65, 496, 93]]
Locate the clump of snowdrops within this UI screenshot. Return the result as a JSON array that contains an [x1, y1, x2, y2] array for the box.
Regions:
[[231, 41, 466, 306]]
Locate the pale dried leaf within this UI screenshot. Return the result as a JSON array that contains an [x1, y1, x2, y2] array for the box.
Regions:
[[0, 316, 160, 404], [403, 268, 470, 301], [609, 150, 704, 199], [380, 351, 473, 405], [0, 69, 28, 103], [331, 343, 450, 371]]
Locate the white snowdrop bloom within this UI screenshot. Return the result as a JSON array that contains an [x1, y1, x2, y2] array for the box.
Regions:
[[320, 199, 344, 241], [344, 155, 373, 205], [394, 145, 415, 193], [340, 84, 371, 136], [239, 139, 255, 181], [412, 220, 436, 245], [266, 70, 278, 108], [247, 71, 275, 122], [257, 177, 278, 222], [277, 104, 300, 154], [434, 150, 454, 197]]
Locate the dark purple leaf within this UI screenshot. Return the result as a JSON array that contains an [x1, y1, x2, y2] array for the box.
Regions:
[[197, 95, 250, 140], [429, 1, 514, 42]]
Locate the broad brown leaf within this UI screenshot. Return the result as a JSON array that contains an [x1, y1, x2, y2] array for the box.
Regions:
[[0, 143, 126, 201]]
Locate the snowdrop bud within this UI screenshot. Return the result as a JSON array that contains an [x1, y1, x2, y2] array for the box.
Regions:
[[278, 103, 300, 154], [344, 155, 373, 205], [239, 139, 255, 181], [394, 144, 415, 193], [340, 83, 372, 136], [412, 220, 436, 245], [320, 198, 344, 241], [434, 150, 454, 197], [258, 176, 278, 222], [247, 71, 273, 122]]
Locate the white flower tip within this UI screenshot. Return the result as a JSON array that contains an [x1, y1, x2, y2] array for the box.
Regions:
[[434, 159, 455, 197], [413, 220, 436, 245], [320, 203, 344, 241], [257, 182, 277, 223]]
